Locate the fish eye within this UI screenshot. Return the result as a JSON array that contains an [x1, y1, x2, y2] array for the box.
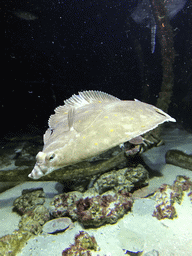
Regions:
[[47, 153, 55, 161]]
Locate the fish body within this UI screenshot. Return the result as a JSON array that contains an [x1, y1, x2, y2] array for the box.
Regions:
[[29, 91, 175, 179]]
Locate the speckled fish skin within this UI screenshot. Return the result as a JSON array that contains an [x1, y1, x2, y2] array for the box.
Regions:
[[28, 91, 176, 179]]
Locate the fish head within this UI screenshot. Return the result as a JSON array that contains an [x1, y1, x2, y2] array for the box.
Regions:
[[28, 151, 58, 179]]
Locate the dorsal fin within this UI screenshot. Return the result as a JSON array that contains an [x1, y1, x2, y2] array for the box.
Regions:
[[48, 91, 120, 129], [48, 105, 68, 129], [64, 90, 121, 108]]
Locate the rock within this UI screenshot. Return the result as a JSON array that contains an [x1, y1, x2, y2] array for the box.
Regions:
[[18, 205, 50, 235], [13, 188, 45, 215], [152, 175, 192, 220], [165, 149, 192, 171], [93, 164, 149, 194], [49, 191, 83, 220], [62, 231, 99, 255], [42, 217, 73, 234], [13, 188, 51, 235], [0, 230, 32, 256], [0, 191, 50, 254], [49, 189, 133, 227], [152, 184, 177, 220], [76, 191, 133, 227], [49, 189, 133, 228]]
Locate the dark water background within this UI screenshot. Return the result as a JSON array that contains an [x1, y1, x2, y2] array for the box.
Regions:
[[2, 0, 192, 136]]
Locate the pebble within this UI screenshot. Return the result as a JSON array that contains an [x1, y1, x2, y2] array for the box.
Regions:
[[42, 217, 73, 234]]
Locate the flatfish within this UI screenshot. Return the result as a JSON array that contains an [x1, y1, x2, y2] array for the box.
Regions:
[[29, 91, 175, 179]]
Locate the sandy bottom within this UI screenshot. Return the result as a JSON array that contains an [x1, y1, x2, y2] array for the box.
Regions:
[[1, 126, 192, 256]]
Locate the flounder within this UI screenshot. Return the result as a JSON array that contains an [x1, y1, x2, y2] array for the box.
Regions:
[[29, 91, 175, 179]]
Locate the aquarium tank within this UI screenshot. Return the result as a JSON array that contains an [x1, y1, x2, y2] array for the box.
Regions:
[[1, 0, 192, 255]]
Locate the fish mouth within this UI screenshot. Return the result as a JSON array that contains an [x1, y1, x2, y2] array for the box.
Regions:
[[28, 164, 44, 179]]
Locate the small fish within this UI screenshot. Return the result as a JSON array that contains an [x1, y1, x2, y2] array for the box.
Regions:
[[14, 10, 38, 20], [29, 91, 175, 179]]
